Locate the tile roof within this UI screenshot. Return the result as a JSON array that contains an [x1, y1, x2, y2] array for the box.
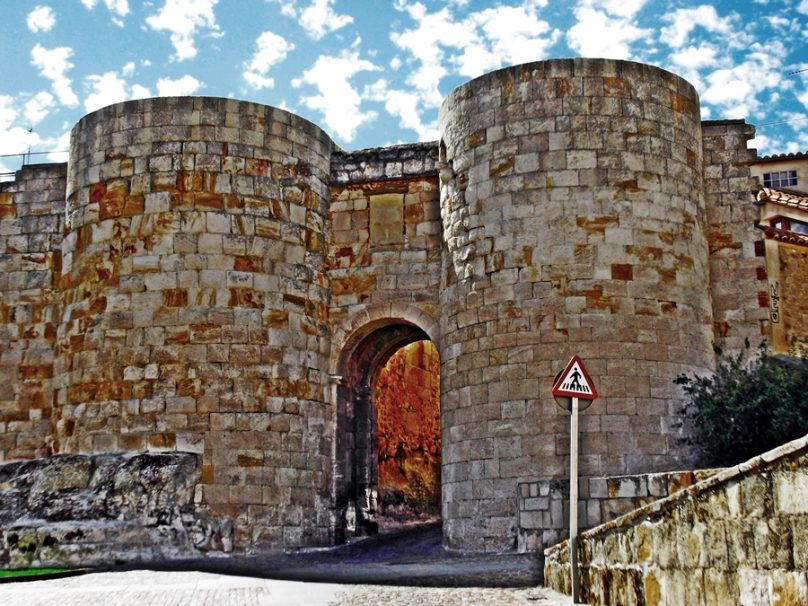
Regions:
[[756, 223, 808, 247], [754, 151, 808, 163], [757, 187, 808, 211]]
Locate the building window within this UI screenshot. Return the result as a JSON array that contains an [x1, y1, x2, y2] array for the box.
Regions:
[[763, 170, 797, 188], [772, 216, 808, 235]]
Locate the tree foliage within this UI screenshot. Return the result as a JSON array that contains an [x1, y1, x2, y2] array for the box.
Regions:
[[675, 341, 808, 467]]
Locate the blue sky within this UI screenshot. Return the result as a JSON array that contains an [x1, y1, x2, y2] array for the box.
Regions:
[[0, 0, 806, 176]]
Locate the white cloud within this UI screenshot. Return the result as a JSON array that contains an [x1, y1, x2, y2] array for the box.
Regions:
[[23, 92, 55, 125], [364, 79, 437, 140], [132, 84, 153, 99], [0, 96, 47, 177], [701, 41, 789, 120], [146, 0, 220, 61], [243, 31, 294, 90], [660, 5, 733, 49], [80, 0, 129, 16], [299, 0, 353, 40], [122, 62, 136, 77], [670, 45, 719, 70], [30, 44, 79, 107], [567, 6, 651, 59], [455, 5, 560, 77], [84, 72, 129, 113], [156, 74, 202, 96], [27, 6, 56, 33], [576, 0, 646, 18], [295, 50, 379, 142], [798, 0, 808, 14]]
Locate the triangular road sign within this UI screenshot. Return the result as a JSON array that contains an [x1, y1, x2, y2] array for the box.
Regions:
[[552, 355, 598, 400]]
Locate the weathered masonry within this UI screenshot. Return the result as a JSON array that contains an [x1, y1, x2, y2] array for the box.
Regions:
[[0, 58, 805, 564]]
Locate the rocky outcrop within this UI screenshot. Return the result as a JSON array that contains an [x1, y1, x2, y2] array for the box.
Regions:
[[0, 452, 234, 569]]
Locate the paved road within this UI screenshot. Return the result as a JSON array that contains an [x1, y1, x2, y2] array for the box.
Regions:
[[133, 522, 546, 587], [0, 570, 571, 606]]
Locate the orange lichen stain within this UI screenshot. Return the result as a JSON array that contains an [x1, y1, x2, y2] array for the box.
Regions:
[[467, 128, 487, 149], [611, 264, 634, 281], [577, 216, 619, 236], [176, 378, 203, 397], [195, 193, 224, 210], [672, 92, 696, 115], [603, 77, 631, 97], [660, 301, 678, 315], [502, 301, 523, 318], [162, 288, 188, 308], [375, 341, 441, 518], [234, 255, 260, 272], [89, 183, 107, 204], [489, 157, 515, 178], [707, 231, 740, 253], [626, 245, 663, 263], [503, 77, 514, 102], [331, 274, 376, 297], [555, 78, 573, 97], [122, 195, 145, 217], [264, 310, 288, 328], [519, 245, 534, 266], [148, 433, 176, 450], [404, 203, 424, 224], [228, 288, 264, 309], [658, 267, 677, 284], [237, 454, 263, 467], [613, 179, 647, 197], [18, 365, 53, 380]]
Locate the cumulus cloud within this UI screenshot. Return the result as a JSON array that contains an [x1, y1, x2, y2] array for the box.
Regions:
[[660, 5, 734, 49], [243, 31, 295, 90], [30, 44, 79, 107], [84, 72, 129, 113], [156, 74, 202, 96], [267, 0, 353, 38], [300, 0, 353, 40], [798, 0, 808, 14], [81, 0, 129, 25], [146, 0, 220, 61], [23, 92, 55, 125], [701, 41, 790, 119], [364, 79, 437, 141], [293, 50, 379, 142], [567, 0, 652, 59], [27, 6, 56, 33], [0, 96, 49, 177]]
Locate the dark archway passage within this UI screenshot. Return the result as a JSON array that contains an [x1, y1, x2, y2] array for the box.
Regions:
[[335, 322, 441, 540]]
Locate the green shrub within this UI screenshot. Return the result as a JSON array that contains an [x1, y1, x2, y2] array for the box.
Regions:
[[675, 341, 808, 467]]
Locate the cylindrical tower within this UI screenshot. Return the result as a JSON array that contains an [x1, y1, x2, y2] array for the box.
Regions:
[[438, 59, 714, 550], [57, 97, 334, 549]]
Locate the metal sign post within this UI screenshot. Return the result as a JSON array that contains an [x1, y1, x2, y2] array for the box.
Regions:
[[552, 355, 598, 605], [569, 395, 579, 603]]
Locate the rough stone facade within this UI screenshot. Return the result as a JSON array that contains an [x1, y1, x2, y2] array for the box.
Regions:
[[544, 434, 808, 605], [0, 58, 802, 560], [516, 468, 720, 553]]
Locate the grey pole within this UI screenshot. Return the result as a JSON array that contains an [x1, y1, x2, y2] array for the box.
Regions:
[[570, 396, 580, 603]]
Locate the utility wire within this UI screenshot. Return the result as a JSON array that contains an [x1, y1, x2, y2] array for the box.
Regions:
[[0, 150, 68, 158]]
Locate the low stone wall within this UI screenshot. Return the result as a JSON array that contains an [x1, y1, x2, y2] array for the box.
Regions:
[[544, 434, 808, 605], [0, 452, 234, 569], [517, 469, 719, 552]]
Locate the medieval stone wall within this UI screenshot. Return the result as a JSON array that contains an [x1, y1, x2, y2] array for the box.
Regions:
[[438, 58, 715, 550], [56, 97, 336, 550], [0, 57, 790, 560], [544, 434, 808, 605], [701, 120, 767, 354], [0, 164, 66, 462]]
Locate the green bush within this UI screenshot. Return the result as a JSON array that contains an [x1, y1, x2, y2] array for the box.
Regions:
[[675, 341, 808, 467]]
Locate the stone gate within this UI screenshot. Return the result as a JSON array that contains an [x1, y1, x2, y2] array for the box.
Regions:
[[0, 58, 798, 564]]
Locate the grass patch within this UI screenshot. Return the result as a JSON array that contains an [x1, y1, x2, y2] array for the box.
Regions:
[[0, 568, 72, 579]]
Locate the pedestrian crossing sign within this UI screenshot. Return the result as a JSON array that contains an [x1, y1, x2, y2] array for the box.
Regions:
[[552, 355, 598, 400]]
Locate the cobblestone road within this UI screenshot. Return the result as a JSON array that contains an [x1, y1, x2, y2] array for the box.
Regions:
[[0, 570, 571, 606]]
